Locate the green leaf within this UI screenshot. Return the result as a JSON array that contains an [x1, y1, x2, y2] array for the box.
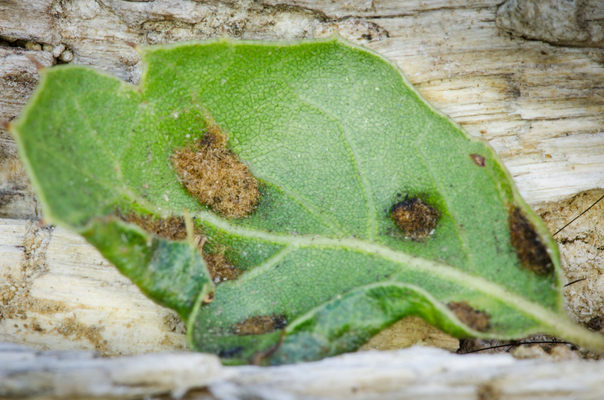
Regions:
[[11, 37, 604, 365]]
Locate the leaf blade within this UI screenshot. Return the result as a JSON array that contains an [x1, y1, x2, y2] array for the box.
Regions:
[[12, 37, 603, 364]]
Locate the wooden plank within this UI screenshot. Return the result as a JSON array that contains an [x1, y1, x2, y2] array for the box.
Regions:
[[0, 220, 188, 355], [2, 344, 604, 399], [0, 0, 602, 373]]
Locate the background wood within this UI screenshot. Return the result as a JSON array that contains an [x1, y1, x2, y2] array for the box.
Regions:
[[2, 343, 603, 400], [1, 0, 604, 397]]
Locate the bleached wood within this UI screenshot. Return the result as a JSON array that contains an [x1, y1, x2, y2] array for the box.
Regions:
[[0, 219, 188, 355], [0, 0, 60, 45], [0, 342, 221, 399], [0, 1, 603, 395], [2, 344, 604, 400]]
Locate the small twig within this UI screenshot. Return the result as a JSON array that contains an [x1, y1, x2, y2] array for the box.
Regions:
[[462, 340, 572, 354], [565, 278, 587, 287], [554, 194, 604, 236]]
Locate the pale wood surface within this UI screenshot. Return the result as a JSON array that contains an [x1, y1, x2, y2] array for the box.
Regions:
[[2, 343, 604, 400], [0, 219, 188, 355], [0, 0, 603, 397]]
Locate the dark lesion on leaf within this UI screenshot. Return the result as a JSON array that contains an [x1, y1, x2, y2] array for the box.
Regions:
[[470, 154, 486, 167], [218, 346, 244, 359], [196, 236, 240, 284], [508, 206, 553, 276], [119, 211, 187, 240], [172, 121, 259, 218], [448, 301, 490, 332], [390, 196, 440, 240], [233, 315, 287, 336], [119, 211, 241, 283]]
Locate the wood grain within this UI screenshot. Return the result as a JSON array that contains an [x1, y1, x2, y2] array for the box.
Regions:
[[0, 0, 603, 391]]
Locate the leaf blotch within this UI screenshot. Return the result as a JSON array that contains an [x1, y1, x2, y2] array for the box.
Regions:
[[233, 315, 287, 336], [470, 154, 486, 167], [508, 206, 553, 276], [120, 212, 187, 240], [172, 124, 259, 218], [448, 302, 490, 332], [121, 212, 241, 283], [204, 251, 240, 284], [390, 196, 440, 240], [218, 346, 244, 358]]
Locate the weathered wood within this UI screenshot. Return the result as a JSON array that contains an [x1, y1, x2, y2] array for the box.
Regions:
[[2, 343, 604, 400], [0, 47, 52, 220], [0, 0, 603, 392], [497, 0, 604, 48], [0, 0, 60, 46], [0, 219, 188, 355], [0, 342, 221, 399]]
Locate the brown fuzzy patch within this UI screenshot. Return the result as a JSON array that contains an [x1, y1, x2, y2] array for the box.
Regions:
[[121, 213, 240, 284], [120, 212, 187, 241], [508, 206, 553, 276], [448, 302, 490, 332], [470, 154, 486, 167], [390, 196, 440, 240], [172, 123, 259, 218], [233, 315, 287, 335], [204, 252, 239, 283]]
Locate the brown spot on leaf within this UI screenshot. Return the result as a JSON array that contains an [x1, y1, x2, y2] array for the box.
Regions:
[[195, 235, 239, 284], [172, 123, 259, 218], [120, 212, 187, 241], [204, 252, 239, 283], [390, 196, 439, 240], [121, 212, 241, 284], [470, 154, 486, 167], [448, 302, 490, 332], [233, 315, 287, 335], [508, 207, 553, 276]]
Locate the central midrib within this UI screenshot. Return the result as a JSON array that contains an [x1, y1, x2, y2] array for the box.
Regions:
[[192, 209, 565, 330], [67, 188, 565, 337]]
